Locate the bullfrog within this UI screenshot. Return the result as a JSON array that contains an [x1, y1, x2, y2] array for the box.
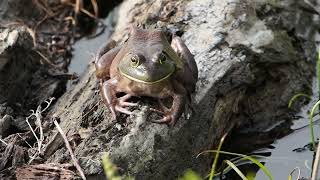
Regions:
[[94, 27, 198, 125]]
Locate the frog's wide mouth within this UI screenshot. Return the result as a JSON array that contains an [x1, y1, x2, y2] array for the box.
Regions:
[[118, 68, 174, 84]]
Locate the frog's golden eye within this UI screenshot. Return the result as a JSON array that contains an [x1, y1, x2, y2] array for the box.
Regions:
[[159, 53, 167, 64], [130, 55, 140, 67]]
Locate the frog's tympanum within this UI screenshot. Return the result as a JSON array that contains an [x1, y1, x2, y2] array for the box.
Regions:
[[95, 27, 198, 125]]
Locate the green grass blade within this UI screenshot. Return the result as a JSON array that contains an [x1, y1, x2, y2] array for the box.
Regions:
[[246, 171, 256, 180], [288, 93, 311, 108], [209, 133, 228, 180], [199, 150, 274, 180], [224, 160, 248, 180], [288, 167, 300, 180], [179, 170, 202, 180], [101, 153, 122, 180], [309, 100, 320, 149]]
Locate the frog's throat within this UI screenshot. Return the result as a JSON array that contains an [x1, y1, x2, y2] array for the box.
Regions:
[[119, 69, 174, 84]]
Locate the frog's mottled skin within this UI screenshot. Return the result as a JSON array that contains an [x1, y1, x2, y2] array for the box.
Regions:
[[95, 27, 198, 125]]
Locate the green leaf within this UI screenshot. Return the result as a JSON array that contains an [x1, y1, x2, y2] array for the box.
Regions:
[[224, 160, 248, 180], [309, 100, 320, 149], [199, 150, 274, 180], [209, 133, 228, 180], [179, 170, 202, 180], [288, 93, 311, 108]]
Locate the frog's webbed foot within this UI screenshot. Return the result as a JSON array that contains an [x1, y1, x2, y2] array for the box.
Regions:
[[149, 99, 169, 114], [149, 99, 172, 123], [115, 94, 138, 115], [150, 90, 186, 126], [100, 79, 138, 120]]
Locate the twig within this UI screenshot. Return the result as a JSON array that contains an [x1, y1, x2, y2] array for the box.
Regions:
[[42, 98, 55, 112], [17, 133, 32, 148], [28, 150, 40, 164], [26, 97, 55, 163], [34, 0, 54, 16], [81, 102, 99, 119], [35, 50, 62, 70], [26, 110, 41, 152], [304, 0, 320, 14], [35, 106, 44, 153], [53, 119, 86, 180], [90, 0, 99, 18], [25, 26, 37, 47], [0, 138, 8, 146], [75, 0, 83, 15], [64, 1, 98, 19], [312, 143, 320, 180], [64, 16, 76, 25]]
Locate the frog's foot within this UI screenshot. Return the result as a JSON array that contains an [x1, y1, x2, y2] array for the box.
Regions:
[[115, 94, 138, 115], [151, 115, 174, 125], [149, 100, 176, 126]]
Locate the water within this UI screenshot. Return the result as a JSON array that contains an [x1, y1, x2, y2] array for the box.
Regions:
[[255, 126, 317, 179], [68, 17, 113, 75], [254, 78, 319, 179]]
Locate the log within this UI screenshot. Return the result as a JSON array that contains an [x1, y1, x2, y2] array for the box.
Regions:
[[44, 0, 316, 179], [16, 163, 79, 180]]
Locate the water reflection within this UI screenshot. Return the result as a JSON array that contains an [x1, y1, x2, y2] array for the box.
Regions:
[[224, 78, 318, 179]]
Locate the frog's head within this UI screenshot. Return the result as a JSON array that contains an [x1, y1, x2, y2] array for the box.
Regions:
[[118, 28, 178, 84]]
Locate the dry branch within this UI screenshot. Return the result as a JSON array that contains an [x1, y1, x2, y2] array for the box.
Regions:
[[53, 118, 86, 180]]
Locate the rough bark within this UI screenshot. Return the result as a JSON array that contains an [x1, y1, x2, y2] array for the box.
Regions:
[[45, 0, 316, 179], [16, 163, 79, 180]]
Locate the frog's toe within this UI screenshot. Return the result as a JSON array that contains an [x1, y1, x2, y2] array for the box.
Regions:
[[115, 105, 134, 115], [149, 99, 169, 114], [118, 94, 138, 107], [151, 116, 171, 124], [119, 101, 138, 107], [149, 108, 165, 114], [108, 106, 117, 120], [158, 99, 170, 112], [119, 94, 133, 101], [149, 100, 175, 125], [151, 115, 176, 126]]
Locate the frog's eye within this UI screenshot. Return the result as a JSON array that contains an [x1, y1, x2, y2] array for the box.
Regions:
[[159, 53, 167, 64], [130, 55, 140, 67]]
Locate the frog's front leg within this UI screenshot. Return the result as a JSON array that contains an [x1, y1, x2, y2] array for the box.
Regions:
[[95, 40, 121, 80], [151, 81, 187, 126], [100, 78, 138, 120], [171, 36, 198, 81]]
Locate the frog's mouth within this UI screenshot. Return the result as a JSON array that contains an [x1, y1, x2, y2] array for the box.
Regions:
[[118, 65, 175, 84]]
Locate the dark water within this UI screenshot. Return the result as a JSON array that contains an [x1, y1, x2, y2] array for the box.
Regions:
[[253, 79, 318, 180], [68, 17, 113, 75], [229, 78, 318, 180]]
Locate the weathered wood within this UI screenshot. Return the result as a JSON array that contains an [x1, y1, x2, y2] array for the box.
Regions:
[[0, 144, 27, 171], [16, 163, 80, 180]]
